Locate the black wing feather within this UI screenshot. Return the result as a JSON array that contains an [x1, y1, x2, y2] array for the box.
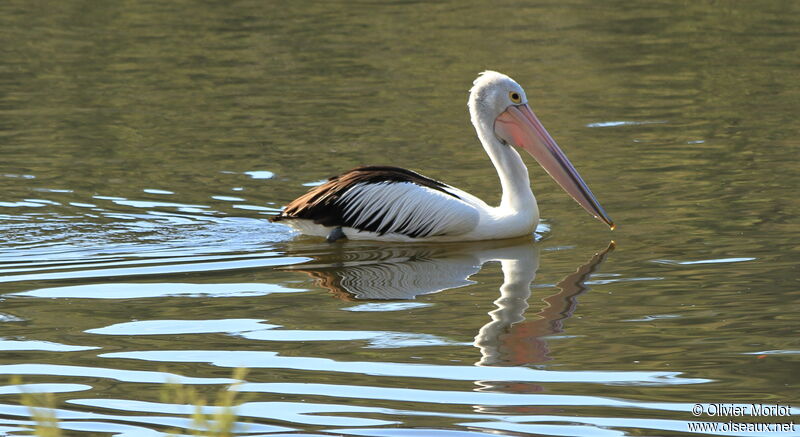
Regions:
[[271, 166, 461, 236]]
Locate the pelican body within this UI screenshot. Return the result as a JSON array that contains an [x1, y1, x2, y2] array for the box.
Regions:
[[272, 71, 613, 242]]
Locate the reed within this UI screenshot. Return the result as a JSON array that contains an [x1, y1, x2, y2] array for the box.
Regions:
[[13, 368, 248, 437], [161, 367, 248, 436], [11, 376, 61, 437]]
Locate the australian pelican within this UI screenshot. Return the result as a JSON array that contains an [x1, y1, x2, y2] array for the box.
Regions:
[[272, 71, 613, 242]]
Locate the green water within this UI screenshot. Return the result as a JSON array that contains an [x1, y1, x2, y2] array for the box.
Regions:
[[1, 1, 798, 435]]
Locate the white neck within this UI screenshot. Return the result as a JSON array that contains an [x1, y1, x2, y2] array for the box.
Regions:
[[474, 120, 537, 212]]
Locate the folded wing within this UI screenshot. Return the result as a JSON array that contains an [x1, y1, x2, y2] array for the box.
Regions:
[[272, 166, 480, 239]]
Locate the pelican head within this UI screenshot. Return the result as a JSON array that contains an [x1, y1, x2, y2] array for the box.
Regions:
[[468, 71, 614, 229]]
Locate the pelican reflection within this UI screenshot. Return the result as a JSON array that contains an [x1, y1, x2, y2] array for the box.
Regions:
[[283, 238, 614, 365]]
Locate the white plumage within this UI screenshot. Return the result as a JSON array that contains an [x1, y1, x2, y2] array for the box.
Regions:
[[337, 182, 480, 238]]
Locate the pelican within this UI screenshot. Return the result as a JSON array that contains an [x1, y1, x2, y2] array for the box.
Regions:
[[272, 71, 613, 242]]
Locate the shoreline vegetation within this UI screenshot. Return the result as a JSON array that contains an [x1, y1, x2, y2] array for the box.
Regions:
[[13, 368, 248, 437]]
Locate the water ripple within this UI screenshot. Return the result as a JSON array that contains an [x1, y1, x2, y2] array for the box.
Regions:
[[238, 382, 696, 411], [2, 255, 308, 284], [14, 282, 303, 299], [0, 364, 235, 385], [71, 398, 393, 427], [0, 339, 99, 352], [100, 350, 711, 385]]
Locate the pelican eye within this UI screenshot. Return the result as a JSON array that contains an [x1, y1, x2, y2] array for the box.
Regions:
[[509, 92, 522, 104]]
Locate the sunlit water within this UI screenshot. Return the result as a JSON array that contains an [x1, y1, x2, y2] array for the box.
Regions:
[[1, 1, 799, 436]]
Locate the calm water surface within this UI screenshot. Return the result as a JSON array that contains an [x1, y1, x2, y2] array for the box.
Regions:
[[1, 1, 799, 435]]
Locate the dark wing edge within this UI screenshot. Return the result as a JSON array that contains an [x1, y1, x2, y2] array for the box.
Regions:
[[270, 166, 465, 237]]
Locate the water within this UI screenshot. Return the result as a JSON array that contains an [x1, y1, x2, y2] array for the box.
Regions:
[[1, 0, 799, 435]]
